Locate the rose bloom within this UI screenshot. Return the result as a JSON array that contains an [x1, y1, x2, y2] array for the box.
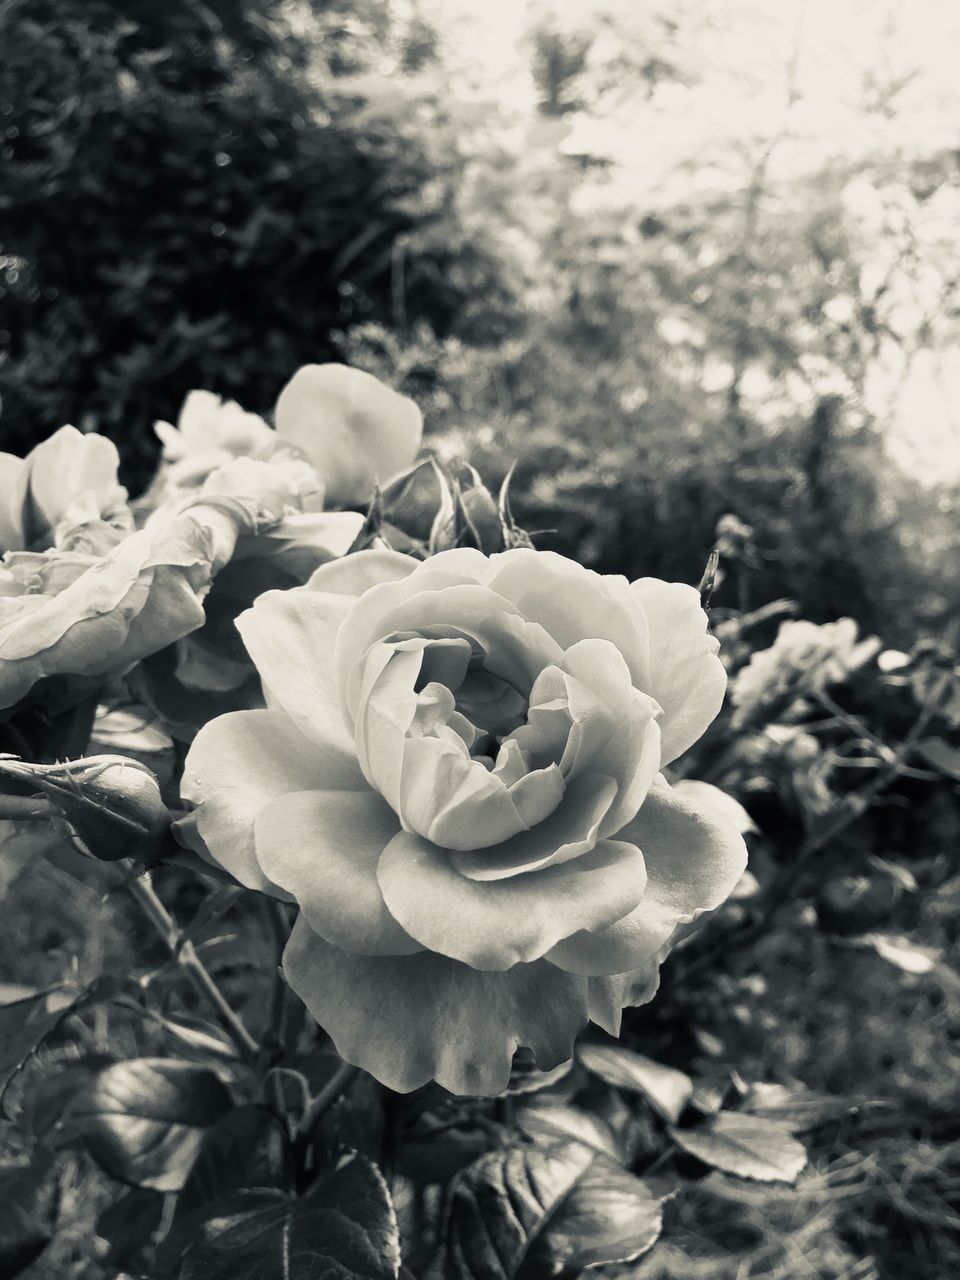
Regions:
[[0, 468, 295, 715], [150, 363, 423, 511], [179, 547, 747, 1094]]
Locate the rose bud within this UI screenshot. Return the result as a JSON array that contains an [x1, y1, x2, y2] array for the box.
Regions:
[[0, 754, 171, 861]]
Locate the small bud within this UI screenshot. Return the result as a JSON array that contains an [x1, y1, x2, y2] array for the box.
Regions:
[[0, 754, 171, 861]]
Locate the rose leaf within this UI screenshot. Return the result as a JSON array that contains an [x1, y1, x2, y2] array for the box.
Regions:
[[578, 1043, 694, 1124], [176, 1150, 401, 1280], [70, 1057, 233, 1191], [668, 1112, 807, 1184], [441, 1140, 668, 1279]]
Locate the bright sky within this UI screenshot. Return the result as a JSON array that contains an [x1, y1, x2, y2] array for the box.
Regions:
[[421, 0, 960, 484]]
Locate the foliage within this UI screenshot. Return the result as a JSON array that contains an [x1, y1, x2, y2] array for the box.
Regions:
[[0, 0, 515, 483]]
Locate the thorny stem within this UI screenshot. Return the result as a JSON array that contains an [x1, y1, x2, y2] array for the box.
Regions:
[[126, 871, 260, 1065]]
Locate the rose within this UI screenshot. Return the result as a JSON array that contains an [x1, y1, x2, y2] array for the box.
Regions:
[[136, 458, 364, 734], [0, 426, 129, 553], [0, 472, 293, 715], [179, 547, 747, 1094], [150, 363, 423, 511]]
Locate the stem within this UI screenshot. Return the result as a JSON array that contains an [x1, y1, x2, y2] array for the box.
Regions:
[[127, 871, 259, 1064], [0, 794, 52, 819], [298, 1061, 360, 1138]]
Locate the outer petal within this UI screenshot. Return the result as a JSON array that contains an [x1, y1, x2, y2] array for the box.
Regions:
[[282, 916, 602, 1094], [180, 708, 363, 892], [377, 832, 647, 970], [631, 579, 726, 765], [0, 452, 26, 551], [236, 587, 355, 755], [274, 363, 423, 508], [304, 547, 419, 597], [254, 790, 419, 955], [22, 427, 125, 546], [545, 775, 748, 976]]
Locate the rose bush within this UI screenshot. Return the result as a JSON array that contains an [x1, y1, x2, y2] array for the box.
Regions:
[[180, 546, 748, 1093]]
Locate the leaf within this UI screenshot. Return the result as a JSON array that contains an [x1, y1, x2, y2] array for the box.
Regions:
[[70, 1058, 233, 1191], [517, 1103, 624, 1162], [578, 1043, 693, 1124], [0, 1151, 60, 1279], [176, 1150, 401, 1280], [0, 981, 113, 1120], [159, 1106, 294, 1271], [739, 1081, 880, 1132], [442, 1141, 667, 1279], [668, 1112, 807, 1184]]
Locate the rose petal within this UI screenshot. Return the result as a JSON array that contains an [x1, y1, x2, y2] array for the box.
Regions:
[[449, 773, 618, 880], [546, 775, 748, 975], [552, 639, 662, 835], [0, 452, 26, 551], [483, 550, 651, 685], [377, 833, 647, 970], [274, 363, 423, 508], [180, 708, 363, 892], [254, 789, 419, 955], [236, 587, 356, 755], [337, 580, 563, 721], [304, 547, 419, 597], [631, 579, 726, 765], [282, 916, 606, 1094]]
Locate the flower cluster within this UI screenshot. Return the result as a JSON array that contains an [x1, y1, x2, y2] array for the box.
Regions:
[[0, 365, 421, 727], [0, 365, 748, 1096]]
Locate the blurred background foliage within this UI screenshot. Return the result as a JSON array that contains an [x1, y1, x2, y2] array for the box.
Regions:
[[2, 0, 959, 645]]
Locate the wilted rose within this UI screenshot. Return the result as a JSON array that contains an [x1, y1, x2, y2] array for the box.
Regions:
[[180, 546, 747, 1094]]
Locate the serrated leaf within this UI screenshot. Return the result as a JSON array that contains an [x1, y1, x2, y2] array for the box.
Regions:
[[442, 1141, 667, 1279], [578, 1044, 693, 1123], [176, 1149, 401, 1280], [517, 1103, 623, 1162], [0, 1151, 60, 1279], [668, 1112, 807, 1183], [160, 1106, 294, 1270], [71, 1058, 232, 1191], [1, 980, 116, 1120]]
